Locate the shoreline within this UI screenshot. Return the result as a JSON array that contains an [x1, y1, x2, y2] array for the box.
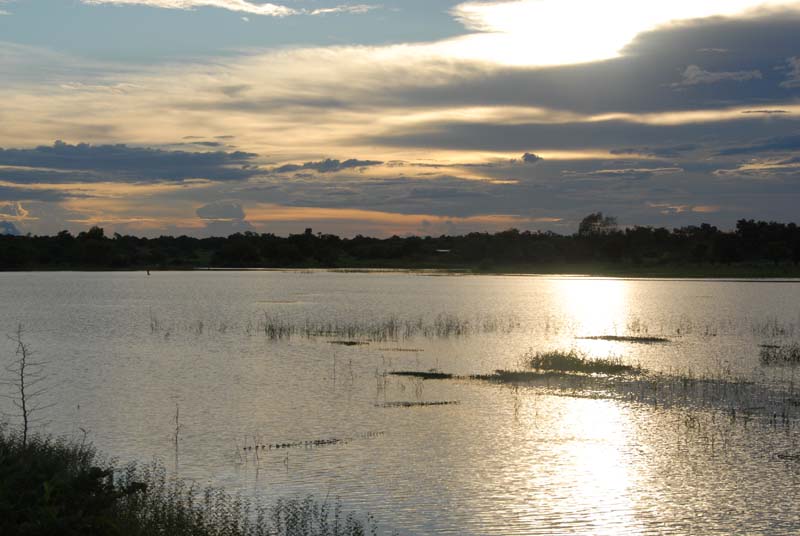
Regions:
[[2, 264, 800, 279]]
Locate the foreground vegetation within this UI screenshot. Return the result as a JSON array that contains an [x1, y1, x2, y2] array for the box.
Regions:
[[0, 428, 377, 536], [2, 217, 800, 276]]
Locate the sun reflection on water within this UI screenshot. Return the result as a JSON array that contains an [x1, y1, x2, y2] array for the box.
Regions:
[[506, 395, 643, 535], [548, 278, 631, 355]]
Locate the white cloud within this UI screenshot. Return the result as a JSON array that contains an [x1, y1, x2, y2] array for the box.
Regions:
[[81, 0, 378, 17], [82, 0, 294, 16], [445, 0, 800, 66], [310, 4, 377, 15]]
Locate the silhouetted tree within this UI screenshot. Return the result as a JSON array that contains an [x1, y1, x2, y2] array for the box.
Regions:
[[578, 212, 618, 237]]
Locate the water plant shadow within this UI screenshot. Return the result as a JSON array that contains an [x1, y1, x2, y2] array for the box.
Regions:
[[388, 371, 454, 380], [576, 335, 670, 344]]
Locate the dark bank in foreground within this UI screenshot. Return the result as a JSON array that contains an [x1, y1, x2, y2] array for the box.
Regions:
[[2, 216, 800, 277], [0, 428, 377, 536]]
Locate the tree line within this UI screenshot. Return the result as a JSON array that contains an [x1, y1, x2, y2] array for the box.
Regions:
[[1, 215, 800, 271]]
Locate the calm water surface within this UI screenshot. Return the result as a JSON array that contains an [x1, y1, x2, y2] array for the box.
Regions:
[[2, 271, 800, 535]]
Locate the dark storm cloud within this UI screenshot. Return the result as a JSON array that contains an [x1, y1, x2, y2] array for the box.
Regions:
[[273, 158, 383, 174], [0, 141, 259, 182]]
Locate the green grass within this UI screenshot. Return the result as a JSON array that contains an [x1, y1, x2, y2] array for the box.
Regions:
[[524, 350, 642, 375], [0, 428, 378, 536]]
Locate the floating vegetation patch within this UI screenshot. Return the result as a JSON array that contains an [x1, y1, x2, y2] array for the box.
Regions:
[[576, 335, 670, 344], [328, 340, 369, 346], [243, 432, 384, 452], [378, 401, 460, 408], [470, 366, 800, 424], [760, 343, 800, 365], [525, 350, 642, 375], [389, 370, 455, 380], [470, 370, 570, 382]]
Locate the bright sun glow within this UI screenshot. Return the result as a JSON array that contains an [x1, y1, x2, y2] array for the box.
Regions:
[[443, 0, 800, 66]]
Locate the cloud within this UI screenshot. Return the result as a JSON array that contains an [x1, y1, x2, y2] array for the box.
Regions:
[[780, 56, 800, 88], [0, 141, 259, 182], [309, 5, 378, 15], [196, 200, 254, 235], [273, 158, 383, 174], [447, 0, 800, 67], [716, 134, 800, 156], [713, 159, 800, 178], [741, 109, 789, 114], [648, 202, 722, 215], [81, 0, 378, 17], [671, 65, 762, 87], [521, 152, 543, 164], [611, 144, 698, 158], [82, 0, 296, 16], [196, 200, 245, 220], [0, 221, 20, 235], [0, 201, 31, 220], [563, 167, 684, 180]]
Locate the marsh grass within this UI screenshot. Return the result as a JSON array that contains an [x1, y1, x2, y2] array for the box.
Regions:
[[0, 429, 379, 536], [115, 462, 378, 536], [760, 343, 800, 365], [524, 350, 642, 375], [149, 312, 519, 342]]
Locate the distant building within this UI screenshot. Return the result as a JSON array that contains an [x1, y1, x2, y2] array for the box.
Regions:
[[304, 228, 313, 236]]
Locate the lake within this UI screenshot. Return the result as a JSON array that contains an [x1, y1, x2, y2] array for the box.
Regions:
[[2, 271, 800, 535]]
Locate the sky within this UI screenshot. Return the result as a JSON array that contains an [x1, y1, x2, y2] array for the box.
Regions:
[[1, 0, 799, 237]]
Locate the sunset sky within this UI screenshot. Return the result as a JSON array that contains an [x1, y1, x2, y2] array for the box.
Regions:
[[1, 0, 799, 236]]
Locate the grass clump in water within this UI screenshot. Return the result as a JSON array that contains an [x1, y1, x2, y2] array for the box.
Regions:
[[760, 343, 800, 365], [525, 349, 642, 375]]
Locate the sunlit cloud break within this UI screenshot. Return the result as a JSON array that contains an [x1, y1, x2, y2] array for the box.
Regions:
[[446, 0, 800, 66], [81, 0, 378, 17]]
